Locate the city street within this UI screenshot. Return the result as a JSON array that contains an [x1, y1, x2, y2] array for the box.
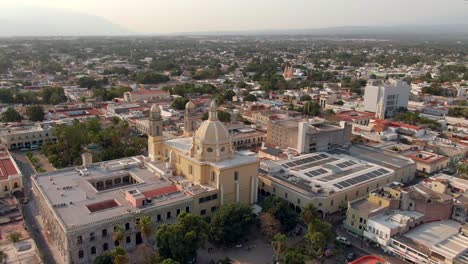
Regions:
[[11, 151, 61, 264]]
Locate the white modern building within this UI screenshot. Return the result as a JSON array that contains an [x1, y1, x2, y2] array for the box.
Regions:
[[364, 79, 411, 118]]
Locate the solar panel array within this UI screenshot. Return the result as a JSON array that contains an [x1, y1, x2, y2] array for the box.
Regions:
[[282, 154, 328, 168], [318, 165, 371, 182], [305, 168, 328, 177], [335, 160, 357, 169], [333, 168, 390, 190]]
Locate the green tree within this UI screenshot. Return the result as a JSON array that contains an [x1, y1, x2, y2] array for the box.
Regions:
[[93, 252, 113, 264], [160, 259, 180, 264], [301, 203, 319, 225], [457, 162, 468, 178], [272, 234, 287, 263], [136, 71, 170, 84], [26, 105, 45, 122], [305, 230, 326, 257], [300, 95, 312, 101], [171, 97, 190, 110], [243, 94, 258, 102], [202, 110, 231, 122], [1, 107, 22, 122], [209, 204, 255, 245], [156, 212, 208, 264], [303, 102, 320, 116], [259, 212, 281, 239], [113, 226, 125, 246], [111, 246, 128, 264], [308, 218, 333, 242], [137, 215, 155, 246], [0, 89, 14, 103], [261, 196, 298, 231], [8, 232, 22, 243], [223, 90, 236, 101], [335, 100, 344, 106], [284, 249, 306, 264]]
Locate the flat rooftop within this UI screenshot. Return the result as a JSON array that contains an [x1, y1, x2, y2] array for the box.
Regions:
[[345, 144, 415, 171], [32, 156, 214, 230], [165, 137, 259, 169], [260, 151, 395, 197], [351, 199, 384, 215], [369, 210, 424, 230], [395, 220, 468, 261]]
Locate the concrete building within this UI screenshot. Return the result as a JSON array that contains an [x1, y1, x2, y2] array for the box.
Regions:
[[404, 150, 450, 175], [267, 118, 351, 153], [364, 79, 410, 118], [31, 100, 259, 264], [364, 210, 424, 247], [0, 146, 22, 197], [123, 90, 170, 103], [390, 220, 468, 264], [258, 145, 415, 217], [0, 123, 57, 150]]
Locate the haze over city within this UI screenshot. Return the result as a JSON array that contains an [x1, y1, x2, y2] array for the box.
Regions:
[[0, 0, 468, 35], [1, 1, 468, 264]]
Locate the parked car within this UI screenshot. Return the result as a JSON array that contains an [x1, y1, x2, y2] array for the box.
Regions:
[[323, 248, 333, 257], [336, 236, 351, 246], [346, 252, 356, 261], [20, 148, 30, 152]]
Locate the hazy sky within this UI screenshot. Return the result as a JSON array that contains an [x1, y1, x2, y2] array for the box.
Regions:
[[1, 0, 467, 33]]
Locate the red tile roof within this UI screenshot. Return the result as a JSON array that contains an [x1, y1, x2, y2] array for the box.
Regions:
[[142, 185, 179, 198], [0, 157, 18, 181], [349, 256, 386, 264], [131, 90, 170, 95]]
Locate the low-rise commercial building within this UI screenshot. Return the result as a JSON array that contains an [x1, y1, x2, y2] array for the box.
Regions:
[[258, 145, 415, 217], [267, 118, 351, 153], [0, 123, 56, 150]]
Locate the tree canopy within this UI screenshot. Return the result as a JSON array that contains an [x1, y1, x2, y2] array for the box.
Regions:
[[1, 107, 22, 122], [171, 97, 190, 110], [156, 212, 209, 264], [26, 105, 45, 121], [136, 71, 170, 84], [209, 203, 255, 245], [261, 196, 298, 231], [243, 94, 258, 102]]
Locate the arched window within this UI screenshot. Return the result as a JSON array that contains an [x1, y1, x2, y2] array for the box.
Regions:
[[234, 171, 239, 182], [221, 147, 225, 152], [103, 243, 109, 251], [78, 250, 84, 259], [91, 247, 96, 255], [13, 182, 19, 188], [207, 147, 213, 152]]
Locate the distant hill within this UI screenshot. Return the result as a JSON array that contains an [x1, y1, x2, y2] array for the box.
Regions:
[[173, 24, 468, 40], [0, 7, 132, 36]]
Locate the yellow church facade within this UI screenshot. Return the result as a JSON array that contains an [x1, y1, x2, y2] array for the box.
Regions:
[[148, 100, 259, 205]]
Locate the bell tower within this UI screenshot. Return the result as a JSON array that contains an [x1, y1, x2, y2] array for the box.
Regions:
[[148, 104, 164, 161], [184, 100, 197, 137]]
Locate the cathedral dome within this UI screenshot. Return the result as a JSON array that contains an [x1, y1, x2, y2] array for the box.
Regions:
[[194, 119, 230, 145], [150, 104, 160, 113], [191, 100, 233, 162], [185, 100, 196, 110]]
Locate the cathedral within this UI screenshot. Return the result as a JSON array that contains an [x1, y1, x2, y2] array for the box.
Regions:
[[148, 100, 260, 205]]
